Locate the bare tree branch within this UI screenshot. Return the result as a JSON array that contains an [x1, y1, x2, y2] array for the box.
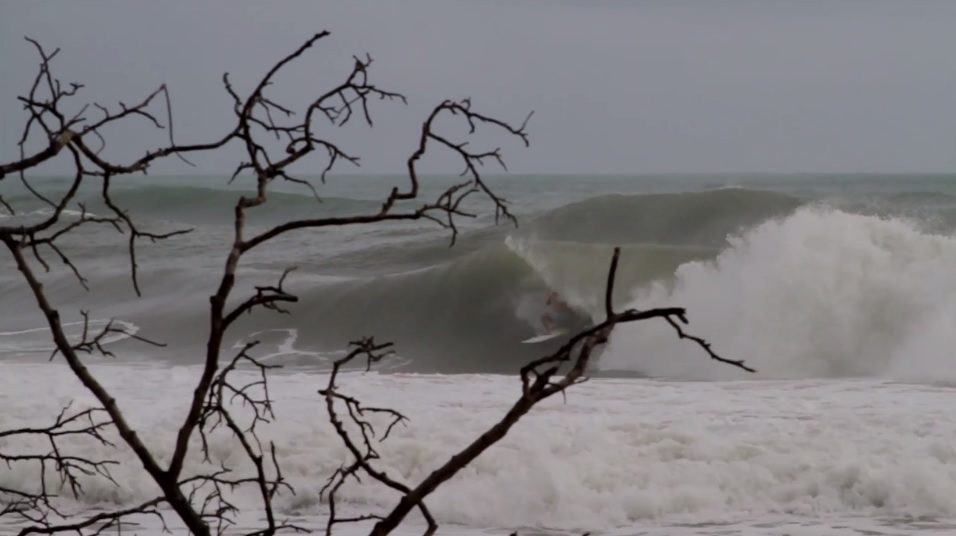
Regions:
[[2, 28, 752, 536], [0, 38, 204, 298], [0, 401, 122, 532], [165, 33, 533, 497], [318, 338, 439, 536], [3, 29, 522, 536], [192, 341, 305, 535], [15, 497, 168, 536]]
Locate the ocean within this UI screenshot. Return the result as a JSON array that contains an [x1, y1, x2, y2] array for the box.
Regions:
[[2, 173, 956, 535]]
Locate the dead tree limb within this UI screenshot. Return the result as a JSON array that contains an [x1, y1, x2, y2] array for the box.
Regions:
[[2, 28, 751, 536], [0, 401, 141, 532], [192, 341, 305, 535], [2, 29, 534, 536], [14, 497, 168, 536], [166, 37, 532, 499]]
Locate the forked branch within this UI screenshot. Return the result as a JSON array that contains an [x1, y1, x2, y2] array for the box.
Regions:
[[168, 33, 535, 509], [0, 36, 205, 298], [0, 401, 131, 533], [190, 341, 303, 535]]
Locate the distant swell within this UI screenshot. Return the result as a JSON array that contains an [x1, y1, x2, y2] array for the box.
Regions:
[[519, 187, 803, 246], [2, 184, 384, 227]]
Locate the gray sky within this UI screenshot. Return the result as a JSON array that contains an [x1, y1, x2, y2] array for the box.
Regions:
[[2, 0, 956, 175]]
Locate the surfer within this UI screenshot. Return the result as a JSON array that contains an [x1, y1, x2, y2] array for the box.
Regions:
[[540, 291, 573, 335]]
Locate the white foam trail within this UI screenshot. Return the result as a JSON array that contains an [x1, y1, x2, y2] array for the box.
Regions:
[[0, 208, 97, 221], [230, 328, 412, 370], [599, 207, 956, 381], [2, 362, 956, 535], [0, 319, 140, 356]]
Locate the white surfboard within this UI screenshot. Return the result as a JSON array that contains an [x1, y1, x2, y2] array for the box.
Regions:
[[522, 328, 567, 344]]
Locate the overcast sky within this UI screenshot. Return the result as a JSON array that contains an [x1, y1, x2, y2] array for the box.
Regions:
[[2, 0, 956, 175]]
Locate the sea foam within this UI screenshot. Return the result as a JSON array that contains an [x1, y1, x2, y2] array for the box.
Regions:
[[600, 206, 956, 382], [2, 362, 956, 535]]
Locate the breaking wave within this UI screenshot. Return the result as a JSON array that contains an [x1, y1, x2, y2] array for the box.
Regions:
[[600, 206, 956, 383], [5, 184, 956, 381]]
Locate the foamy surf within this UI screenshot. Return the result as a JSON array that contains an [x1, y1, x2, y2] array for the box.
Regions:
[[599, 206, 956, 382], [2, 363, 956, 535]]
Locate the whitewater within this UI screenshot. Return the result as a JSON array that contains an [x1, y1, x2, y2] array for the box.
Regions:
[[3, 173, 956, 535]]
